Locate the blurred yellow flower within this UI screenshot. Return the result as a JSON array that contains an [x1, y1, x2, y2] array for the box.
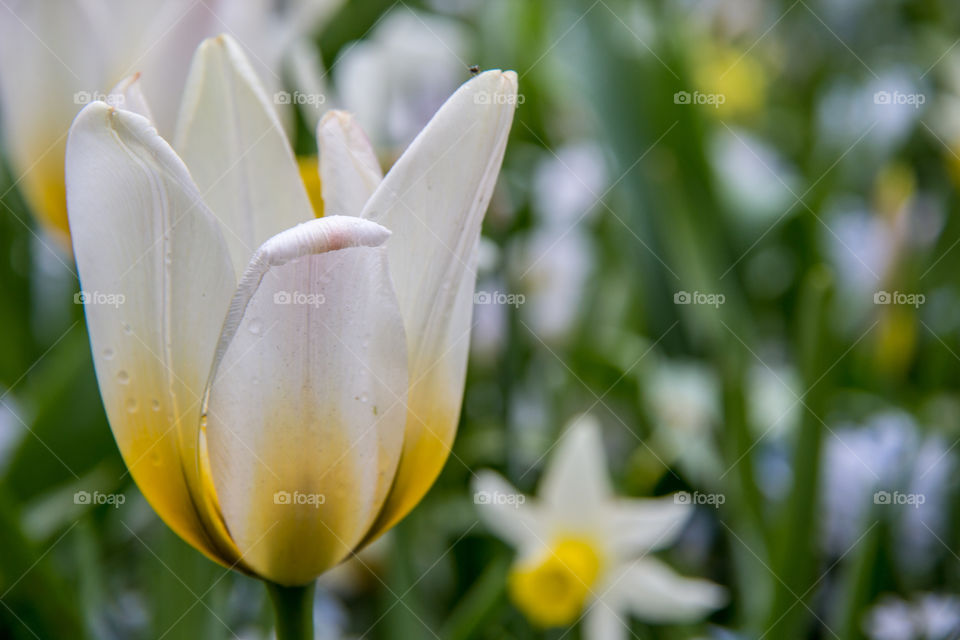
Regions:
[[693, 45, 767, 118]]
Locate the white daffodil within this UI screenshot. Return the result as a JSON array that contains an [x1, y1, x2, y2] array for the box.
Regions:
[[473, 415, 726, 639], [66, 33, 516, 589], [0, 0, 339, 246]]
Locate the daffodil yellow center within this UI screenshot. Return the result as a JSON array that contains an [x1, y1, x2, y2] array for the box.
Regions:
[[508, 538, 603, 628], [297, 156, 324, 218]]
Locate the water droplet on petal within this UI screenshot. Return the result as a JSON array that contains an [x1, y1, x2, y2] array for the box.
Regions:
[[126, 397, 138, 413], [103, 348, 115, 360], [151, 399, 161, 412], [248, 319, 262, 335], [117, 370, 130, 384]]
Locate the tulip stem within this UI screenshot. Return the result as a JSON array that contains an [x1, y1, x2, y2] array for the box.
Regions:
[[266, 580, 315, 640]]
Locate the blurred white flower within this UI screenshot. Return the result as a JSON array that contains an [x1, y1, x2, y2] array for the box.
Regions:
[[820, 410, 952, 564], [506, 379, 555, 472], [709, 128, 799, 224], [514, 144, 606, 341], [473, 415, 726, 638], [826, 204, 894, 306], [864, 596, 918, 640], [814, 0, 873, 24], [896, 435, 954, 578], [532, 143, 607, 227], [817, 69, 924, 156], [0, 0, 339, 245], [335, 7, 470, 150], [0, 392, 24, 473], [747, 363, 801, 440], [644, 360, 723, 484], [469, 239, 509, 361], [515, 228, 592, 342], [863, 593, 960, 640], [821, 411, 916, 553]]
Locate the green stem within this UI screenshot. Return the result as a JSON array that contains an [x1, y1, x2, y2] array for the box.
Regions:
[[266, 581, 315, 640]]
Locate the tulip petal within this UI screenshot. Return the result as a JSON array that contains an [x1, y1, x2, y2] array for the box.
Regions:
[[606, 558, 727, 623], [317, 110, 383, 217], [361, 70, 517, 537], [108, 74, 155, 122], [174, 33, 314, 277], [472, 471, 545, 553], [66, 102, 240, 567], [204, 216, 408, 585], [605, 497, 692, 556], [0, 0, 99, 245]]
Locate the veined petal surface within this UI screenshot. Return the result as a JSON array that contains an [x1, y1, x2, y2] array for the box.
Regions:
[[66, 102, 239, 567], [204, 217, 408, 585], [317, 110, 383, 217], [361, 70, 518, 537], [109, 74, 156, 122], [175, 34, 314, 277]]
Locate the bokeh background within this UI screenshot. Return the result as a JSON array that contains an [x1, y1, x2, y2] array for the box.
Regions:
[[2, 0, 960, 638]]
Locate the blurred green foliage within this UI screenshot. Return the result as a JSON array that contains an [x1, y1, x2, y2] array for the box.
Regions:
[[3, 0, 960, 638]]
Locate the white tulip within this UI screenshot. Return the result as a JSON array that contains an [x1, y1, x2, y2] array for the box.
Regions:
[[66, 33, 517, 585]]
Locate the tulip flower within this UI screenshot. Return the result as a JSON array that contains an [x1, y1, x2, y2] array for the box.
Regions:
[[0, 0, 339, 247], [473, 415, 726, 639], [66, 33, 516, 637]]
